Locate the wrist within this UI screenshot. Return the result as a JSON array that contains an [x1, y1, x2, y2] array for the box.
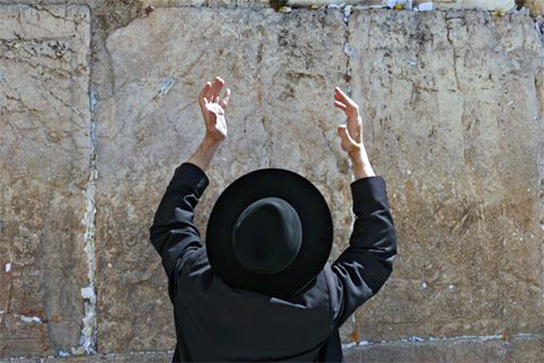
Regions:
[[202, 136, 222, 150], [349, 147, 375, 179], [186, 137, 221, 173], [348, 146, 368, 163]]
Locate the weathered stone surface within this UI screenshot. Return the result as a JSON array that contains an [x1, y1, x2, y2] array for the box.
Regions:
[[0, 4, 91, 358], [431, 0, 539, 14], [0, 350, 173, 362], [343, 334, 544, 362], [422, 0, 515, 12], [96, 7, 349, 352], [349, 10, 544, 341], [286, 0, 544, 16], [2, 334, 542, 362]]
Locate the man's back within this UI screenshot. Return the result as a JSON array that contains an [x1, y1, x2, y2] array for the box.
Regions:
[[173, 248, 333, 361]]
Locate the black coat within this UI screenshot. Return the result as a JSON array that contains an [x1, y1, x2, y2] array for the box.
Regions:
[[150, 163, 397, 362]]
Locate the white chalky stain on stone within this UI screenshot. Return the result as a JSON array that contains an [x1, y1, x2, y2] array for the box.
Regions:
[[418, 2, 436, 11], [156, 76, 176, 99], [5, 263, 11, 272], [19, 315, 42, 324], [341, 342, 357, 349]]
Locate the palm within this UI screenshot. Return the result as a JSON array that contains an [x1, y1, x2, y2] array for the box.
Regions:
[[204, 102, 227, 140]]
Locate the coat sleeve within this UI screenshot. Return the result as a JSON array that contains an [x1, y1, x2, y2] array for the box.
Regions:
[[328, 176, 397, 328], [149, 162, 209, 286]]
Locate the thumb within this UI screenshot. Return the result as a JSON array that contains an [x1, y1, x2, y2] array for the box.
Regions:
[[337, 125, 355, 144]]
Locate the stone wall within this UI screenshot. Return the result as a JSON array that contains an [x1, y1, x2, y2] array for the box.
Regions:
[[0, 1, 543, 362]]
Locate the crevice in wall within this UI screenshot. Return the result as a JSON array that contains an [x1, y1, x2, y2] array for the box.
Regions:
[[341, 332, 544, 349], [445, 14, 464, 93], [535, 17, 544, 44], [341, 4, 353, 95], [2, 350, 176, 362], [73, 87, 98, 356]]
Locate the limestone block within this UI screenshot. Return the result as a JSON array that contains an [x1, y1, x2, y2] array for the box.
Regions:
[[431, 1, 544, 16], [0, 4, 91, 358], [343, 334, 544, 362], [96, 7, 348, 352], [431, 0, 516, 12], [349, 10, 544, 340], [0, 350, 173, 362]]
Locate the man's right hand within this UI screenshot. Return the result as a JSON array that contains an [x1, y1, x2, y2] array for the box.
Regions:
[[333, 87, 375, 179]]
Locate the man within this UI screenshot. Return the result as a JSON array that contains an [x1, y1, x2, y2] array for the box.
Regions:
[[150, 76, 397, 362]]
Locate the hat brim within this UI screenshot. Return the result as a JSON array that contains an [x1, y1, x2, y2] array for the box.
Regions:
[[206, 168, 333, 298]]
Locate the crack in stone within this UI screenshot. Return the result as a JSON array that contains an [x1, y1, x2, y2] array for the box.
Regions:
[[0, 57, 71, 80], [0, 35, 75, 61], [444, 13, 475, 191], [342, 332, 544, 348], [445, 14, 463, 93], [73, 87, 98, 356], [27, 4, 80, 23], [342, 5, 353, 94], [535, 17, 544, 44], [338, 4, 358, 175], [41, 86, 87, 128]]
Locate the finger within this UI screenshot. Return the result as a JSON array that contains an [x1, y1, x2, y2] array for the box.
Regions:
[[334, 92, 353, 107], [199, 82, 212, 104], [336, 89, 360, 130], [207, 78, 220, 102], [334, 87, 356, 107], [215, 78, 225, 103], [221, 88, 231, 110], [334, 87, 351, 104], [210, 76, 224, 103], [202, 97, 212, 127], [337, 125, 356, 145], [334, 101, 346, 110]]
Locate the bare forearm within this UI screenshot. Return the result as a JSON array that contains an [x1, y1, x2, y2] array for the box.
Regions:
[[187, 137, 221, 172]]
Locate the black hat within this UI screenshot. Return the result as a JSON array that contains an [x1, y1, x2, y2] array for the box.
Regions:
[[206, 168, 333, 298]]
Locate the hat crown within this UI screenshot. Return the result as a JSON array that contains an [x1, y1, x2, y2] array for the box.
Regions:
[[232, 197, 303, 275]]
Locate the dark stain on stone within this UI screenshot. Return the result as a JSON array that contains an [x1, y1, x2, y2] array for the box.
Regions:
[[269, 0, 288, 12], [142, 5, 155, 18], [428, 125, 436, 139], [278, 29, 290, 47], [279, 84, 296, 100], [93, 0, 144, 35], [535, 69, 544, 118], [257, 43, 263, 63]]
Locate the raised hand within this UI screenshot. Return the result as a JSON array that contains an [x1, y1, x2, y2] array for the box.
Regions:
[[333, 87, 375, 179], [333, 87, 364, 156], [198, 76, 231, 143]]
